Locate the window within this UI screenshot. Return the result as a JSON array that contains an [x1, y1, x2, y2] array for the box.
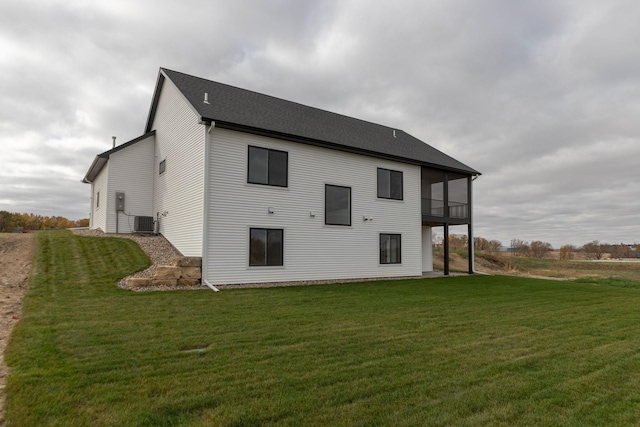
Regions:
[[250, 228, 283, 266], [248, 146, 288, 187], [377, 168, 403, 200], [159, 159, 166, 175], [325, 185, 351, 226], [96, 191, 100, 208], [380, 234, 401, 264]]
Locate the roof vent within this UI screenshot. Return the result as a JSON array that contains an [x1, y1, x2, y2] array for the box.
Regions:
[[112, 136, 116, 148], [393, 130, 397, 138], [204, 92, 210, 104]]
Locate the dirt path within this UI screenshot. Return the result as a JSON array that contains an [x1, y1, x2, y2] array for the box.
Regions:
[[0, 233, 35, 425]]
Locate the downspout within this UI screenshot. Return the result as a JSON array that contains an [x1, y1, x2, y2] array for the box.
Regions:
[[203, 279, 219, 292], [89, 183, 94, 228], [201, 121, 219, 292]]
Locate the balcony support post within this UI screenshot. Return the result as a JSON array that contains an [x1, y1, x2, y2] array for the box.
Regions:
[[468, 175, 474, 274], [444, 223, 450, 276]]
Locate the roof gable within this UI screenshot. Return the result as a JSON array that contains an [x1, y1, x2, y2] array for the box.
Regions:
[[146, 68, 479, 175], [82, 131, 155, 183]]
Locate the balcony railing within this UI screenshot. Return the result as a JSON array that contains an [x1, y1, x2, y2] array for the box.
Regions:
[[422, 198, 468, 219], [449, 201, 468, 219]]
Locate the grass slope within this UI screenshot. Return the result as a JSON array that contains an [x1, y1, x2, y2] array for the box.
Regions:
[[6, 231, 640, 426]]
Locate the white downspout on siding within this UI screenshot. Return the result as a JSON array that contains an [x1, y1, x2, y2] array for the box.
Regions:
[[89, 183, 95, 228], [201, 122, 219, 292]]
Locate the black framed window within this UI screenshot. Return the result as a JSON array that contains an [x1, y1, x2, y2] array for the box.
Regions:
[[380, 234, 401, 264], [96, 191, 100, 208], [250, 228, 283, 266], [248, 146, 288, 187], [377, 168, 403, 200], [325, 184, 351, 226], [159, 159, 166, 175]]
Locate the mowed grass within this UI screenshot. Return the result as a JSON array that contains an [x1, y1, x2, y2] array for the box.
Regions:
[[6, 231, 640, 426]]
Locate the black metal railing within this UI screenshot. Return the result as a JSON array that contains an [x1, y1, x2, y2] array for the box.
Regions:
[[421, 198, 468, 219], [448, 201, 468, 219], [422, 198, 444, 217]]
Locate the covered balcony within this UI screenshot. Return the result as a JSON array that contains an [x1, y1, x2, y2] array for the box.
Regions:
[[422, 169, 471, 225], [421, 167, 474, 275]]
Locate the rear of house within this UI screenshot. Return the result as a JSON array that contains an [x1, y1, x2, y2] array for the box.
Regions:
[[83, 68, 479, 286]]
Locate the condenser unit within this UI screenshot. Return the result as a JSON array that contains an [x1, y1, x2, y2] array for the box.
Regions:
[[134, 216, 154, 233]]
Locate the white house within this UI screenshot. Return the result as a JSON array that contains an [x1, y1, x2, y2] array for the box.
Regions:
[[83, 68, 480, 286]]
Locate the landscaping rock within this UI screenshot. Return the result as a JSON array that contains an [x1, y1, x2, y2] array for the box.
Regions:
[[178, 278, 201, 286], [154, 266, 182, 280], [151, 279, 178, 287], [181, 267, 202, 279], [127, 278, 153, 288], [176, 257, 202, 267]]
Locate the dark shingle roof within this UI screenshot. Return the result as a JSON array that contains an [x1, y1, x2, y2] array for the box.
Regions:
[[147, 68, 479, 175]]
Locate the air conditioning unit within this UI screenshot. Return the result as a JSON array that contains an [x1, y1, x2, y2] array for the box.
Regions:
[[134, 216, 154, 233]]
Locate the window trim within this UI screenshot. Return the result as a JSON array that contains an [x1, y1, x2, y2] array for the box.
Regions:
[[325, 184, 352, 226], [159, 159, 166, 175], [380, 233, 402, 265], [249, 227, 284, 267], [247, 145, 288, 187], [377, 167, 403, 200]]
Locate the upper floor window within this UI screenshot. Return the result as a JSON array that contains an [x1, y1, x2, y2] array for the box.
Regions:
[[377, 168, 403, 200], [159, 159, 166, 175], [96, 191, 100, 208], [248, 146, 288, 187], [325, 184, 351, 226]]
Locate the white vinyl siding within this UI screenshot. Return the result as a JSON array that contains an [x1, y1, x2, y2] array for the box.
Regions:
[[88, 136, 155, 233], [91, 163, 109, 232], [205, 128, 422, 285], [104, 135, 155, 233], [151, 77, 206, 256]]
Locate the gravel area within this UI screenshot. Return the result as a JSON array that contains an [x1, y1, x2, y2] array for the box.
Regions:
[[71, 229, 206, 292]]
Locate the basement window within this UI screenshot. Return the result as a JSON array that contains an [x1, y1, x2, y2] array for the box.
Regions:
[[380, 234, 401, 264], [249, 228, 283, 266]]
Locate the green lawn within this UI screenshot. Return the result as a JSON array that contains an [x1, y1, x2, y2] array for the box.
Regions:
[[6, 231, 640, 426]]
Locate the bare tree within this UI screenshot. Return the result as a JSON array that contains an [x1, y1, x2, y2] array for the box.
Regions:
[[487, 240, 502, 252], [511, 239, 530, 257], [530, 241, 553, 258], [559, 244, 574, 260], [474, 237, 489, 251], [582, 241, 605, 260], [609, 244, 632, 259], [448, 234, 468, 250]]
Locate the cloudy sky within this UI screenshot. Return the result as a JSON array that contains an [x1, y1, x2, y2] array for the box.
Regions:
[[1, 0, 639, 247]]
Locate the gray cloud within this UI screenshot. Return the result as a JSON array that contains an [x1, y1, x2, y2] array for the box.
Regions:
[[1, 0, 639, 246]]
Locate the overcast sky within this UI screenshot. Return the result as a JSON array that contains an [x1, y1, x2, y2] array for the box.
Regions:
[[1, 0, 639, 247]]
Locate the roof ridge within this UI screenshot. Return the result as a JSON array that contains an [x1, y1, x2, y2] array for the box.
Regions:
[[161, 68, 405, 134], [158, 67, 479, 175]]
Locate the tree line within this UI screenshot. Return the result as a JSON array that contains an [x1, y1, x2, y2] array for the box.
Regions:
[[439, 234, 639, 260], [0, 211, 89, 232]]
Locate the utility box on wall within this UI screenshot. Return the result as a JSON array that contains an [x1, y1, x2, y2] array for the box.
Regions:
[[115, 192, 125, 212]]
